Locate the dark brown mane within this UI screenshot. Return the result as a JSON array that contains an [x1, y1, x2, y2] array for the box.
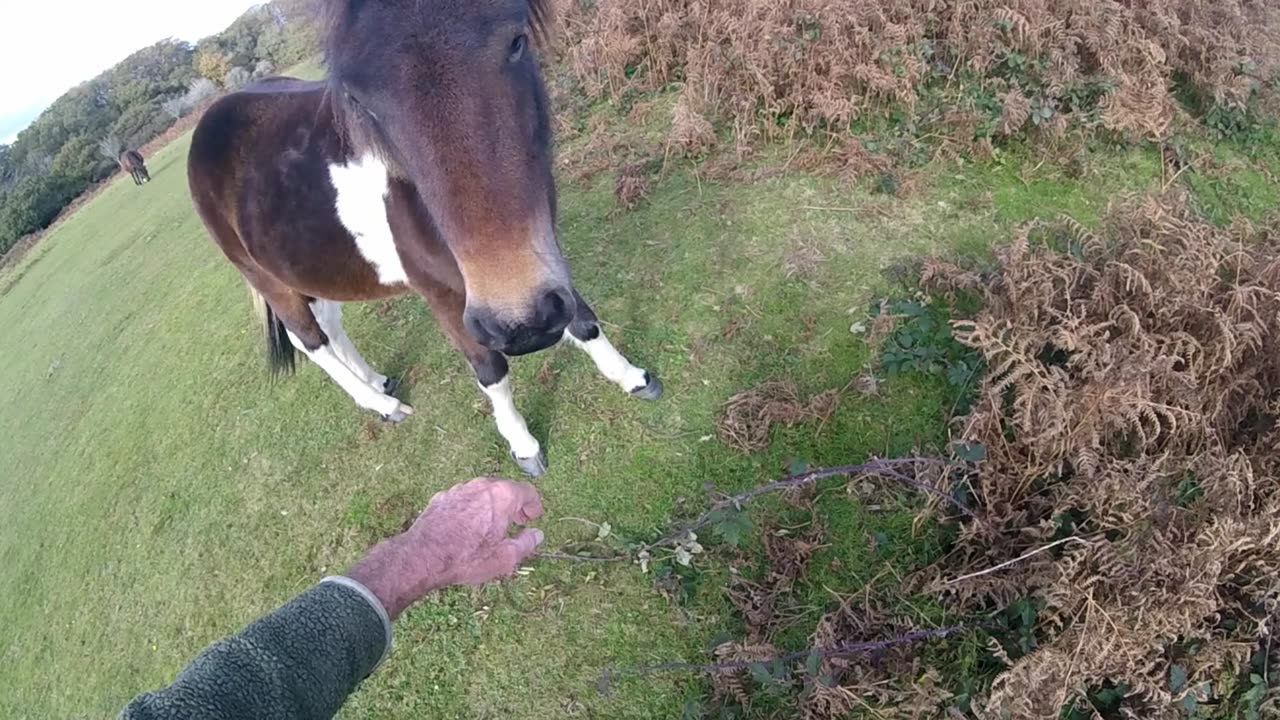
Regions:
[[316, 0, 555, 170], [319, 0, 555, 64]]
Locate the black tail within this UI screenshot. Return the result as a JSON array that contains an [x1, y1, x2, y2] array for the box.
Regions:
[[248, 286, 295, 377]]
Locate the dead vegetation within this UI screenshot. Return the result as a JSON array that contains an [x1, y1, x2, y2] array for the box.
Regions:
[[717, 380, 842, 453], [612, 163, 652, 209], [918, 193, 1280, 717], [558, 0, 1280, 153], [681, 193, 1280, 717], [711, 515, 953, 717]]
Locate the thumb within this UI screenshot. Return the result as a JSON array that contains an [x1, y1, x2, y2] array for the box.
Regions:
[[472, 528, 545, 584], [507, 528, 545, 563]]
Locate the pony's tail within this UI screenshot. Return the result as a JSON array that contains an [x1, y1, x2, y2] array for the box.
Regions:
[[248, 285, 295, 378]]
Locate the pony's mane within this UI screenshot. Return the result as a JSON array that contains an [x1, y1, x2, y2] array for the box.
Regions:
[[319, 0, 554, 66], [316, 0, 555, 169]]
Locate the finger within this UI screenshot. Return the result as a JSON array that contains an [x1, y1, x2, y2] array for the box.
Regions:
[[508, 527, 545, 559], [470, 528, 545, 584], [489, 480, 545, 524]]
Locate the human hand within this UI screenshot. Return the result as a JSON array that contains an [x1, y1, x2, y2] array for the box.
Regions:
[[345, 478, 545, 618]]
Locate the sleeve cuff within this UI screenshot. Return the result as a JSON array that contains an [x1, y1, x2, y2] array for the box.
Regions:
[[320, 576, 394, 672]]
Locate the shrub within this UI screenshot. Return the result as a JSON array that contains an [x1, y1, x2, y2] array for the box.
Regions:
[[0, 174, 80, 253], [162, 78, 219, 120], [110, 103, 172, 150], [224, 66, 253, 90], [53, 137, 113, 185], [97, 135, 125, 162], [922, 195, 1280, 717], [558, 0, 1280, 147], [252, 59, 276, 79]]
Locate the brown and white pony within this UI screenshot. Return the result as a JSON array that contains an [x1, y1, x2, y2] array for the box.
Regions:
[[186, 0, 661, 477], [120, 150, 150, 185]]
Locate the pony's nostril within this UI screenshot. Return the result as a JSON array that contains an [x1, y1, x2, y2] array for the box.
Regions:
[[465, 291, 576, 355], [536, 289, 574, 332], [463, 309, 501, 348]]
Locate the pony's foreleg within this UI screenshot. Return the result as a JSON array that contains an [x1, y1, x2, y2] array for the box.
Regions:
[[475, 355, 546, 477], [418, 279, 546, 477], [564, 291, 663, 400]]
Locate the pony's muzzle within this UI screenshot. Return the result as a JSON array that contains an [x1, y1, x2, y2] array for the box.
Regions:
[[464, 287, 575, 356]]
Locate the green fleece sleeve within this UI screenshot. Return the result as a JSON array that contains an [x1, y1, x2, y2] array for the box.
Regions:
[[120, 578, 393, 720]]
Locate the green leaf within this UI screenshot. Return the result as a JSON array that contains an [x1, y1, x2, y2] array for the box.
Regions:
[[1020, 600, 1036, 629], [787, 458, 811, 476], [952, 442, 987, 462], [893, 300, 925, 317], [1169, 664, 1187, 692], [749, 662, 774, 686], [805, 651, 823, 677], [948, 363, 974, 388], [770, 658, 791, 684], [712, 511, 753, 548]]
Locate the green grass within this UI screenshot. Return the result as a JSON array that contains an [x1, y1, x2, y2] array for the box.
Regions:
[[1, 83, 1274, 718]]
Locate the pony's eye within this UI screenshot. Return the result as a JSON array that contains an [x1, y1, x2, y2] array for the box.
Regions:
[[508, 33, 528, 63]]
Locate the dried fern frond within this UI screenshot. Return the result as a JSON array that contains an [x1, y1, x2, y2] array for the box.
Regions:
[[921, 195, 1280, 717]]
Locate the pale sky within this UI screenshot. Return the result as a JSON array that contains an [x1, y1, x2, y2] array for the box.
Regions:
[[0, 0, 264, 143]]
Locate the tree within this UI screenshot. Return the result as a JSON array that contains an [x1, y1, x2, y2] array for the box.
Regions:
[[53, 136, 112, 184], [110, 103, 170, 149], [162, 78, 219, 119], [195, 43, 233, 86], [0, 174, 79, 252], [0, 145, 14, 190], [224, 66, 253, 90], [98, 135, 125, 162], [0, 1, 320, 254]]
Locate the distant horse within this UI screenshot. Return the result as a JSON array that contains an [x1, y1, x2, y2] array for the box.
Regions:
[[120, 150, 150, 185], [187, 0, 662, 477]]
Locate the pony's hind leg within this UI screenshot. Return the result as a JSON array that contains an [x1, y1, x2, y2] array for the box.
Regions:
[[271, 292, 414, 422], [309, 300, 393, 392], [565, 292, 663, 400]]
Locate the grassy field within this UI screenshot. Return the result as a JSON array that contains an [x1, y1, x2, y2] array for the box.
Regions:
[[1, 68, 1276, 717]]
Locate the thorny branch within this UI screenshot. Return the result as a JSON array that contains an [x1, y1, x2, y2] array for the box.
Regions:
[[535, 551, 627, 563], [646, 457, 974, 550], [536, 457, 977, 563], [598, 625, 968, 692]]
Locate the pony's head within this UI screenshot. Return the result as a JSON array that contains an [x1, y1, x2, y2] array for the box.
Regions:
[[324, 0, 569, 355]]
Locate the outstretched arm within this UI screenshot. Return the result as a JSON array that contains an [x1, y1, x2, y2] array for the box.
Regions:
[[121, 478, 545, 720]]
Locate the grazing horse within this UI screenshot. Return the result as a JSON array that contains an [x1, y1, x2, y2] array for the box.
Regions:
[[120, 150, 150, 185], [187, 0, 662, 477]]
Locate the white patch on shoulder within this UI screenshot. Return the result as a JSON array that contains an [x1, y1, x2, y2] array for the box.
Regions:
[[328, 154, 408, 286]]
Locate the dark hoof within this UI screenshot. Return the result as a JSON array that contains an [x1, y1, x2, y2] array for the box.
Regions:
[[512, 449, 548, 478], [630, 372, 664, 401], [381, 404, 413, 424], [382, 376, 401, 396]]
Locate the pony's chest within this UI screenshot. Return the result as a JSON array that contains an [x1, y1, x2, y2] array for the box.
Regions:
[[328, 156, 408, 286]]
